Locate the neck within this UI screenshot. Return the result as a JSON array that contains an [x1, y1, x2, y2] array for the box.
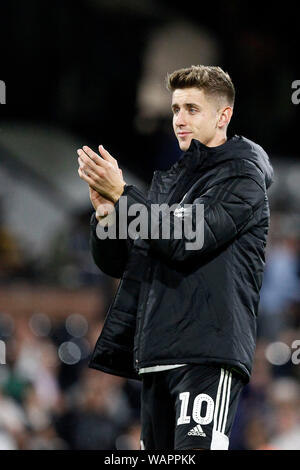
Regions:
[[206, 133, 227, 148]]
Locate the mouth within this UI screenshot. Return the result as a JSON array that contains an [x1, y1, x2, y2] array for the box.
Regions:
[[177, 132, 192, 138]]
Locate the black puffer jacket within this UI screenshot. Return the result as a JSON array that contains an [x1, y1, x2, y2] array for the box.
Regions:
[[89, 135, 274, 382]]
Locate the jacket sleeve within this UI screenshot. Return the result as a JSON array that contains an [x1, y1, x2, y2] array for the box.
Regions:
[[120, 160, 267, 265], [90, 210, 130, 278]]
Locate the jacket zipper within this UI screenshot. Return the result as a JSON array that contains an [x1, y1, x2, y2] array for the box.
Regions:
[[134, 168, 187, 369], [135, 263, 152, 369], [134, 164, 200, 369]]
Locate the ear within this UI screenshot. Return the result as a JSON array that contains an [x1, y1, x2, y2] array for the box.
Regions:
[[218, 106, 233, 129]]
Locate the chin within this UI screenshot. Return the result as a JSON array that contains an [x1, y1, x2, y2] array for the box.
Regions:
[[179, 141, 191, 152]]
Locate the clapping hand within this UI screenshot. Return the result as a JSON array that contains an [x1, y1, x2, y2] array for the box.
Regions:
[[77, 145, 126, 204]]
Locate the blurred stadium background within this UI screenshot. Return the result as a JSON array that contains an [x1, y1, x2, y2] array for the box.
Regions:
[[0, 0, 300, 450]]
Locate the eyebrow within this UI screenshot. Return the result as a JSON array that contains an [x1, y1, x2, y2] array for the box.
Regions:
[[171, 102, 201, 110]]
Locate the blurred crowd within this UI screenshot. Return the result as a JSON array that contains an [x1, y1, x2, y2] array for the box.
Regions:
[[0, 201, 300, 450], [231, 214, 300, 450], [1, 0, 299, 452], [0, 206, 141, 450]]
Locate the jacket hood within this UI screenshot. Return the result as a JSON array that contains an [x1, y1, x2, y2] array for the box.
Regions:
[[180, 135, 274, 189]]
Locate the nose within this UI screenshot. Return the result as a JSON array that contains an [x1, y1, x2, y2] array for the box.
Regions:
[[174, 109, 187, 127]]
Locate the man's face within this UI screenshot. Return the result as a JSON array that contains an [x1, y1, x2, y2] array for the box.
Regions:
[[172, 87, 221, 151]]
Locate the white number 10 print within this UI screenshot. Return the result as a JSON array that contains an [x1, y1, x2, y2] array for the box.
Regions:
[[177, 392, 215, 426]]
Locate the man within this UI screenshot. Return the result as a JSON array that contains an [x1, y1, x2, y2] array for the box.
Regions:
[[77, 65, 273, 450]]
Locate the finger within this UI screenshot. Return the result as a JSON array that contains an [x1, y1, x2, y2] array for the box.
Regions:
[[78, 164, 107, 198], [77, 148, 103, 170], [78, 155, 96, 174], [78, 157, 97, 180], [78, 167, 101, 191], [77, 150, 96, 170], [81, 146, 107, 168], [83, 166, 102, 183], [78, 155, 106, 184], [98, 145, 118, 167], [78, 167, 95, 186]]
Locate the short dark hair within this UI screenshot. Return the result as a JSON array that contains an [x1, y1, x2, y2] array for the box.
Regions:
[[166, 65, 235, 107]]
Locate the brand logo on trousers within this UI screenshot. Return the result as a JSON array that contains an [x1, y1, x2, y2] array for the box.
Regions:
[[187, 424, 206, 437]]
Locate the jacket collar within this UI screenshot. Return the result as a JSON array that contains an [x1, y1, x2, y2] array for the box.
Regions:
[[177, 135, 240, 171], [175, 134, 273, 189]]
